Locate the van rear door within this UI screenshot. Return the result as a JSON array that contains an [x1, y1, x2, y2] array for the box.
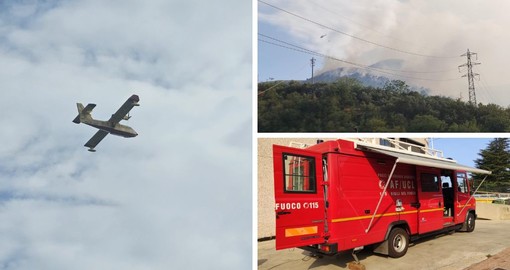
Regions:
[[273, 145, 326, 250]]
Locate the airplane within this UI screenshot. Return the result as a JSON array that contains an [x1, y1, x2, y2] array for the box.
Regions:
[[73, 94, 140, 152]]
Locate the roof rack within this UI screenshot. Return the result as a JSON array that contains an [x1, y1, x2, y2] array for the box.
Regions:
[[353, 138, 451, 162]]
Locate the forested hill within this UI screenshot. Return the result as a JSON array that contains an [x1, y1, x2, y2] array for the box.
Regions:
[[258, 78, 510, 132]]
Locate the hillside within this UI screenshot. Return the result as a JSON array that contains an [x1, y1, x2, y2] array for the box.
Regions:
[[258, 78, 510, 132], [308, 60, 430, 95]]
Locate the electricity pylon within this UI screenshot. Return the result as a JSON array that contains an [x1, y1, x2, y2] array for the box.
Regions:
[[458, 49, 480, 106], [310, 57, 316, 84]]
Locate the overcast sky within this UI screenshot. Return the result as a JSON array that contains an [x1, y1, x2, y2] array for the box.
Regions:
[[258, 0, 510, 106], [0, 1, 251, 269]]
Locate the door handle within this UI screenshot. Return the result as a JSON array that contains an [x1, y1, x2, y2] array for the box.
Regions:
[[411, 202, 421, 208]]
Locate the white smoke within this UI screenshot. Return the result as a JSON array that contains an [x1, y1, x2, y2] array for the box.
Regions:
[[259, 0, 510, 105]]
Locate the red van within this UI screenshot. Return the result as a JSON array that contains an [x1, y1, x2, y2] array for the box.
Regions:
[[273, 139, 491, 258]]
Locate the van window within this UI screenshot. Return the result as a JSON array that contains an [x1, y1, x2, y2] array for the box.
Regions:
[[456, 172, 468, 193], [441, 175, 452, 188], [421, 173, 440, 192], [283, 154, 316, 193]]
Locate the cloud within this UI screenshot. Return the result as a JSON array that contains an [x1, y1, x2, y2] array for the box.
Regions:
[[0, 0, 251, 269], [259, 0, 510, 105]]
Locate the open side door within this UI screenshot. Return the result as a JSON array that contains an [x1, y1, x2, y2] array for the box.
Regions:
[[273, 145, 326, 250], [453, 171, 473, 222]]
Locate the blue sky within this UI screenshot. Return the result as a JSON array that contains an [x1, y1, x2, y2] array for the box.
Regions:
[[258, 21, 322, 82], [0, 1, 251, 269], [431, 138, 492, 168], [258, 0, 510, 106]]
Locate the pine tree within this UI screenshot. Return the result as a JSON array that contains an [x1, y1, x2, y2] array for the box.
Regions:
[[473, 138, 510, 192]]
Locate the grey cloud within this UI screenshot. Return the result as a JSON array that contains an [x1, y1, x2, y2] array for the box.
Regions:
[[0, 190, 117, 207], [0, 0, 251, 269]]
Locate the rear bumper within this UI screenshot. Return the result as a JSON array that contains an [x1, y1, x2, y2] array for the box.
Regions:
[[300, 243, 338, 255]]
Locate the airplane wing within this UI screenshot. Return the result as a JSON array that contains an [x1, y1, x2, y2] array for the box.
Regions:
[[108, 94, 140, 125], [84, 130, 109, 151]]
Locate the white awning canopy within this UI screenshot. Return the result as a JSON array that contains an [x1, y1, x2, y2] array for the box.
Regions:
[[359, 146, 492, 175]]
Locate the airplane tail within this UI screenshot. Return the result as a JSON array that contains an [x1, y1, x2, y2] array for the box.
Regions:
[[72, 103, 95, 124]]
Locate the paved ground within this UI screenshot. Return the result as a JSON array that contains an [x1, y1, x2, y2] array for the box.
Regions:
[[258, 219, 510, 270], [464, 247, 510, 270]]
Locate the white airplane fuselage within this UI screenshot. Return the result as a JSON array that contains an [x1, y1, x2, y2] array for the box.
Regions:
[[82, 118, 138, 138]]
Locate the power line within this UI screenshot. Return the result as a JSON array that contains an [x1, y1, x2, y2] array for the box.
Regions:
[[475, 79, 491, 104], [259, 34, 461, 82], [309, 2, 432, 52], [259, 0, 459, 59], [259, 37, 459, 82], [257, 60, 310, 96], [477, 66, 496, 104], [259, 34, 454, 74], [475, 69, 495, 105]]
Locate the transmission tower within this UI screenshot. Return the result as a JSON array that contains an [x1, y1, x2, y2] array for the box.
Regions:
[[310, 57, 316, 84], [458, 49, 480, 106]]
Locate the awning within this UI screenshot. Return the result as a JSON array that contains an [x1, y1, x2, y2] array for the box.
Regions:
[[359, 145, 492, 175]]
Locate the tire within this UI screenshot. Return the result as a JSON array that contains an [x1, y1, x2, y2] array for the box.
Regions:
[[465, 212, 476, 232], [388, 227, 409, 258]]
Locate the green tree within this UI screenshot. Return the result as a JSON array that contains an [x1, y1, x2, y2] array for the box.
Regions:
[[383, 80, 411, 94], [363, 117, 388, 132], [408, 115, 447, 131], [257, 79, 510, 132], [473, 138, 510, 192]]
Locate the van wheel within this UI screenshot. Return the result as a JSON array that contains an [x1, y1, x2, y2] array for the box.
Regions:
[[465, 212, 476, 232], [388, 227, 409, 258]]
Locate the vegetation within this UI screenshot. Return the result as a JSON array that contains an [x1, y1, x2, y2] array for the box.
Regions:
[[473, 138, 510, 193], [258, 78, 510, 132]]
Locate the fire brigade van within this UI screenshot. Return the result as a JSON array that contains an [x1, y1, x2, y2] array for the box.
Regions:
[[273, 139, 491, 259]]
